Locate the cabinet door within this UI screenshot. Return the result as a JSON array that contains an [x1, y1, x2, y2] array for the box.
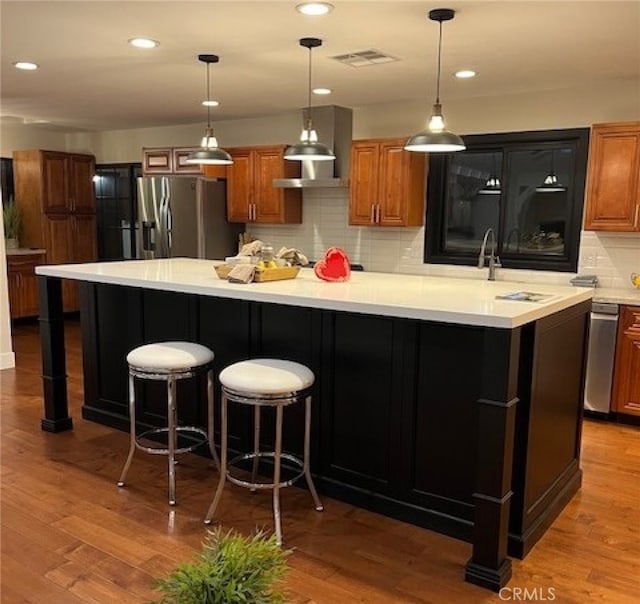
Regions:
[[612, 306, 640, 416], [43, 215, 77, 311], [17, 257, 44, 318], [69, 154, 96, 213], [72, 214, 98, 263], [349, 141, 379, 225], [253, 147, 302, 224], [7, 270, 22, 318], [378, 141, 409, 226], [142, 148, 173, 175], [41, 151, 70, 213], [202, 164, 228, 180], [173, 147, 204, 175], [584, 123, 640, 231], [226, 148, 253, 222]]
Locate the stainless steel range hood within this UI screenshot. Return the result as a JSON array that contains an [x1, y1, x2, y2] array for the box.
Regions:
[[273, 105, 352, 188]]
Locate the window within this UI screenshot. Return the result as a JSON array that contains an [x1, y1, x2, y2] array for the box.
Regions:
[[424, 128, 590, 272]]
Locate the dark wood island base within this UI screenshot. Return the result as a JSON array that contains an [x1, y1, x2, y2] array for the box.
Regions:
[[37, 273, 590, 592]]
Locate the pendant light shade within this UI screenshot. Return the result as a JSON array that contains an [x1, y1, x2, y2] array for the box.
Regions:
[[536, 150, 566, 193], [285, 38, 335, 162], [405, 9, 465, 153], [479, 154, 502, 195], [186, 54, 233, 166]]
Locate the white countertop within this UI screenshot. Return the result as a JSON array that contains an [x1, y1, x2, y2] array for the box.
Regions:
[[6, 248, 46, 256], [592, 287, 640, 306], [36, 258, 594, 329]]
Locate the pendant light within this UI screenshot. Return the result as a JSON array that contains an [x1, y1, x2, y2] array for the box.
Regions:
[[405, 8, 465, 153], [536, 150, 566, 193], [186, 54, 233, 166], [284, 38, 335, 162], [478, 153, 502, 195]]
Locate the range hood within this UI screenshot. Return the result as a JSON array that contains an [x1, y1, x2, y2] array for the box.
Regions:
[[274, 105, 352, 188]]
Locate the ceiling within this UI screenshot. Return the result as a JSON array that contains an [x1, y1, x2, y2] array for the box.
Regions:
[[1, 1, 639, 132]]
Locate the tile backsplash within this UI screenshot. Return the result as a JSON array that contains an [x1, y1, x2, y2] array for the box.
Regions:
[[248, 189, 640, 288], [578, 231, 640, 288]]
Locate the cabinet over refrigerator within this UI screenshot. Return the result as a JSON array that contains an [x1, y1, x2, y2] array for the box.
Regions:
[[136, 176, 242, 260]]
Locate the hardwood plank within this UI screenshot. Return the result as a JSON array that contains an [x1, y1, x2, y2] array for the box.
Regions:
[[1, 318, 639, 603]]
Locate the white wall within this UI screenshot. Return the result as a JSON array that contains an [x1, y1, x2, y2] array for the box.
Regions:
[[0, 194, 15, 370], [2, 76, 639, 292]]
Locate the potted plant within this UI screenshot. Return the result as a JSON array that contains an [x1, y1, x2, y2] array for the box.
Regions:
[[3, 200, 22, 249], [155, 527, 291, 604]]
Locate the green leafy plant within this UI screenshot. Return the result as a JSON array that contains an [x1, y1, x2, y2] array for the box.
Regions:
[[155, 528, 291, 604], [3, 200, 22, 240]]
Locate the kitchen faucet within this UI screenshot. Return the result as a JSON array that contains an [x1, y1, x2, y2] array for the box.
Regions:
[[478, 228, 501, 281]]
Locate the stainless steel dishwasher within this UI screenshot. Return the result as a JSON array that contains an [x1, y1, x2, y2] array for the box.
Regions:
[[584, 302, 619, 414]]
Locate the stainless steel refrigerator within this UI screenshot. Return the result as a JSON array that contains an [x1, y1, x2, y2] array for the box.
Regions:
[[136, 176, 242, 260]]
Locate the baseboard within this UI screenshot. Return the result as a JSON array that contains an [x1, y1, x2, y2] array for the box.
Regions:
[[0, 351, 16, 370]]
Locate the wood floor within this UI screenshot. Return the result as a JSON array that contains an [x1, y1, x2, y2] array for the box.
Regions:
[[1, 319, 639, 603]]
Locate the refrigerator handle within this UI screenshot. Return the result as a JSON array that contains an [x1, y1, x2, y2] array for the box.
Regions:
[[159, 177, 171, 257], [142, 221, 156, 252]]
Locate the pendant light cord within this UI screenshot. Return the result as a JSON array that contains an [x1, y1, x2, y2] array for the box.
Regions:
[[307, 45, 313, 126], [206, 62, 211, 128], [435, 20, 443, 104]]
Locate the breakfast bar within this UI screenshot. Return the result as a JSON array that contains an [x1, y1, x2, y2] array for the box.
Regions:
[[36, 258, 592, 592]]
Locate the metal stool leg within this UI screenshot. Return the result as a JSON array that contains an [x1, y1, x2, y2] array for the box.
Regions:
[[273, 404, 284, 545], [304, 395, 323, 511], [117, 372, 137, 487], [250, 406, 261, 491], [168, 376, 177, 506], [207, 369, 219, 470], [205, 393, 228, 524]]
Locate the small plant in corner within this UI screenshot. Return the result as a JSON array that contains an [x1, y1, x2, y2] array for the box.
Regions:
[[3, 199, 22, 247], [155, 527, 291, 604]]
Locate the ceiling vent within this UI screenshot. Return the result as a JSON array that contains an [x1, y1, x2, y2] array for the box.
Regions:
[[331, 50, 399, 67]]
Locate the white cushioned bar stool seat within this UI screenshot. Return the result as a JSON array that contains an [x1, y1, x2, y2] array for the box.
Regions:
[[205, 358, 323, 545], [117, 341, 218, 506]]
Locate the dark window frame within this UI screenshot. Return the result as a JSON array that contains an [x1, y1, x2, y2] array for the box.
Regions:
[[424, 128, 590, 272]]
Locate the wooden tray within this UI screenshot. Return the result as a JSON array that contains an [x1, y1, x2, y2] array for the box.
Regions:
[[214, 263, 300, 282], [254, 266, 300, 282]]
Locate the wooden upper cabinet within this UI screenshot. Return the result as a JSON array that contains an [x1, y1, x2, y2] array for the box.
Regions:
[[69, 154, 96, 213], [142, 147, 173, 174], [612, 305, 640, 416], [173, 147, 205, 175], [349, 138, 427, 227], [41, 151, 70, 213], [584, 122, 640, 231], [226, 148, 253, 222], [142, 146, 218, 176], [226, 145, 301, 224], [350, 142, 379, 225], [202, 164, 229, 180]]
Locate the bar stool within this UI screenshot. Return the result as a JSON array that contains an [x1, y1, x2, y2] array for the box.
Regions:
[[117, 341, 218, 505], [204, 358, 323, 545]]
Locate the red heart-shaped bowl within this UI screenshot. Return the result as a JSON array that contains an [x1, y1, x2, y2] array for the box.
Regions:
[[314, 247, 351, 282]]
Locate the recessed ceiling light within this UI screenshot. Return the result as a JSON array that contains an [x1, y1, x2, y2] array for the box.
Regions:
[[128, 37, 159, 49], [202, 100, 220, 107], [455, 69, 477, 79], [296, 2, 334, 16], [312, 87, 332, 95], [14, 61, 39, 71]]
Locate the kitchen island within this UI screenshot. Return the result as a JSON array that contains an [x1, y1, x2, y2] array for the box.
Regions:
[[36, 258, 592, 592]]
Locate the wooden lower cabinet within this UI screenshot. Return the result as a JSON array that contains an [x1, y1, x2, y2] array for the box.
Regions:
[[6, 253, 46, 318], [612, 305, 640, 416]]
